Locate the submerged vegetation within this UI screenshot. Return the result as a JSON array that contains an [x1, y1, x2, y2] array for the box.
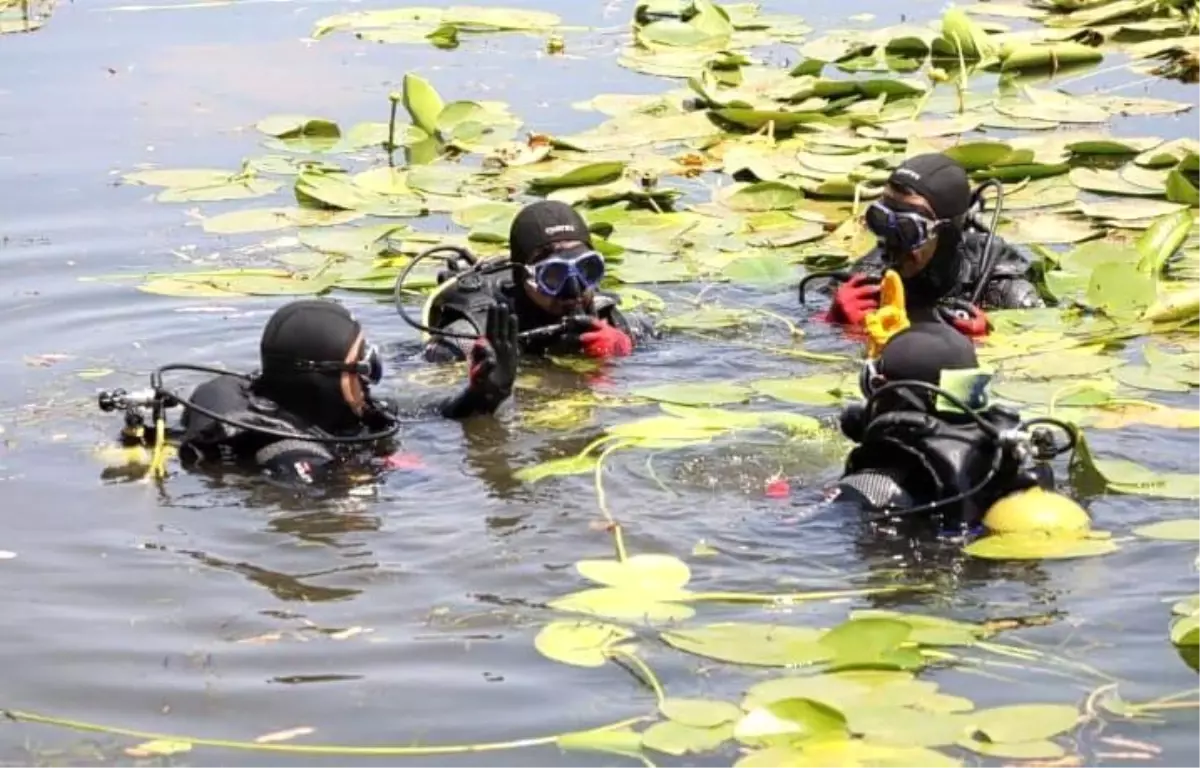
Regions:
[[48, 0, 1200, 764]]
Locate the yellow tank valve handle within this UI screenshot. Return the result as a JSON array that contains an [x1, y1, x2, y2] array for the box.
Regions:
[[863, 269, 909, 359]]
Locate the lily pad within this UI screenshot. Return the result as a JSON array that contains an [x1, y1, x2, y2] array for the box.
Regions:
[[633, 382, 753, 406], [722, 253, 794, 287], [513, 454, 598, 483], [576, 554, 692, 592], [549, 587, 694, 623], [662, 623, 832, 667], [660, 698, 742, 728], [1171, 613, 1199, 646], [957, 738, 1066, 759], [733, 698, 848, 746], [533, 620, 634, 667], [1131, 519, 1200, 541], [966, 703, 1080, 743], [965, 532, 1119, 560], [641, 721, 733, 756]]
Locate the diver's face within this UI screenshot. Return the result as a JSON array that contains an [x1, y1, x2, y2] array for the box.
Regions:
[[521, 241, 600, 316], [341, 332, 367, 415], [881, 186, 939, 279]]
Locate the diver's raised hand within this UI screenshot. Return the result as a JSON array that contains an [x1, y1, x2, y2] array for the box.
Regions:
[[466, 303, 519, 408]]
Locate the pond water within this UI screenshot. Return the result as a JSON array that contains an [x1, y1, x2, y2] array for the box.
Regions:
[[1, 0, 1198, 765]]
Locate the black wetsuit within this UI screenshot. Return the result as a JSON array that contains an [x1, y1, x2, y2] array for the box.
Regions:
[[834, 399, 1051, 532], [176, 374, 502, 486], [422, 271, 656, 363], [847, 231, 1044, 315]]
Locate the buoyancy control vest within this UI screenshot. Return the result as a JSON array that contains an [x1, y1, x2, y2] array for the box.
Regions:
[[835, 405, 1048, 530], [177, 374, 337, 468]]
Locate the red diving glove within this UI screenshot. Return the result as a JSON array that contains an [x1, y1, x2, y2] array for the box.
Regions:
[[828, 274, 881, 326], [941, 300, 990, 339], [579, 319, 633, 359]]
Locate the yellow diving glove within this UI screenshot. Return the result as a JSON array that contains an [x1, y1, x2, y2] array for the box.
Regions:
[[863, 269, 910, 359]]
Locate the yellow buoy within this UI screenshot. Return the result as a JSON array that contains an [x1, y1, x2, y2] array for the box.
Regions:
[[982, 487, 1091, 534]]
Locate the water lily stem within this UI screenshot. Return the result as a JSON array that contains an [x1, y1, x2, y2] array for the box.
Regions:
[[605, 647, 666, 707], [595, 439, 632, 562], [0, 709, 645, 757]]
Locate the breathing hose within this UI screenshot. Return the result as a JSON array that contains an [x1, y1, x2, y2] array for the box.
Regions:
[[391, 243, 597, 345], [967, 179, 1005, 307]]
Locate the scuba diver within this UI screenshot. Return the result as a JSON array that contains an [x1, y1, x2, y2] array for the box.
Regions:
[[97, 298, 519, 486], [800, 153, 1044, 338], [830, 320, 1076, 534], [399, 200, 655, 363]]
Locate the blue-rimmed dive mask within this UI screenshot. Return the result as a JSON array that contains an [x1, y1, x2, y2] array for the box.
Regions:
[[864, 200, 952, 256], [530, 248, 606, 299]]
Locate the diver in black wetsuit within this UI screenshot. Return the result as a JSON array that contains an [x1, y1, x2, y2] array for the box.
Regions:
[[811, 153, 1044, 338], [420, 201, 656, 363], [830, 321, 1072, 534], [98, 298, 518, 486]]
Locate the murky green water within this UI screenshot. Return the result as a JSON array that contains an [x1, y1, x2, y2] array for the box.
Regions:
[[1, 0, 1197, 765]]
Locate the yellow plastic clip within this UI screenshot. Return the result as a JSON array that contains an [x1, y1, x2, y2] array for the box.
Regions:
[[147, 415, 168, 479], [863, 269, 910, 359]]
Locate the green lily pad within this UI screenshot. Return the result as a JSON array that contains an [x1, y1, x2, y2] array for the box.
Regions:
[[200, 207, 363, 235], [1171, 615, 1199, 646], [736, 740, 963, 768], [848, 610, 983, 647], [1077, 198, 1188, 221], [513, 455, 598, 484], [734, 698, 848, 746], [659, 307, 760, 331], [549, 587, 694, 623], [529, 162, 626, 192], [722, 253, 795, 287], [957, 738, 1065, 759], [642, 721, 733, 756], [846, 706, 967, 748], [1131, 519, 1200, 541], [633, 382, 753, 407], [965, 532, 1119, 560], [556, 727, 644, 759], [966, 703, 1080, 743], [751, 374, 852, 405], [660, 698, 742, 728], [533, 620, 634, 667], [726, 181, 806, 212], [1115, 365, 1191, 393], [576, 554, 692, 591], [662, 623, 832, 667]]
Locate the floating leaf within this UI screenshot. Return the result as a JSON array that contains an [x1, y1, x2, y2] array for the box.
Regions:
[[549, 587, 694, 623], [1077, 198, 1187, 221], [1131, 519, 1200, 541], [1115, 365, 1191, 393], [660, 698, 742, 728], [529, 162, 625, 191], [659, 307, 759, 331], [847, 706, 967, 748], [967, 704, 1080, 743], [957, 738, 1066, 759], [256, 115, 340, 139], [965, 532, 1119, 560], [1171, 615, 1199, 646], [1087, 261, 1157, 316], [1070, 167, 1165, 197], [534, 620, 634, 667], [201, 207, 362, 235], [819, 618, 912, 667], [513, 454, 598, 484], [642, 721, 733, 756], [662, 623, 832, 667], [848, 610, 983, 647], [726, 182, 805, 212], [633, 382, 753, 407], [734, 697, 848, 746], [576, 554, 692, 592], [736, 741, 963, 768], [999, 42, 1102, 72], [722, 253, 794, 287], [557, 727, 644, 758], [751, 374, 852, 406]]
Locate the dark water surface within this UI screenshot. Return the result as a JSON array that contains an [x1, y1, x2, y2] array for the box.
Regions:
[[1, 0, 1198, 765]]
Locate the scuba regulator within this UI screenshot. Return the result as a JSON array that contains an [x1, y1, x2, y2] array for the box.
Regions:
[[392, 244, 597, 346], [798, 178, 1006, 327]]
